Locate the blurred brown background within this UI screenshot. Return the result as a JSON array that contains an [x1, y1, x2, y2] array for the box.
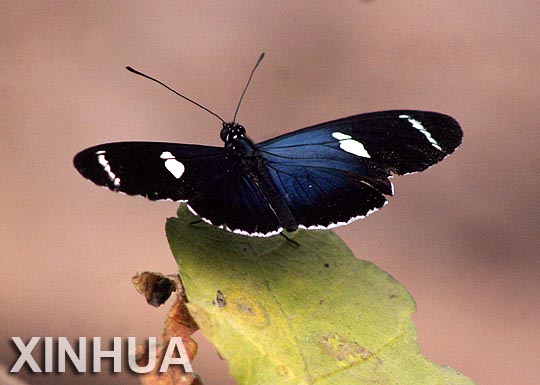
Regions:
[[2, 1, 539, 385]]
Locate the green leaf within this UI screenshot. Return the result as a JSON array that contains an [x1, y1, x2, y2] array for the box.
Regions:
[[166, 205, 476, 385]]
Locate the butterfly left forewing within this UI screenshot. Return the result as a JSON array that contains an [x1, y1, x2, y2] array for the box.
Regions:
[[74, 142, 228, 201], [74, 141, 283, 235]]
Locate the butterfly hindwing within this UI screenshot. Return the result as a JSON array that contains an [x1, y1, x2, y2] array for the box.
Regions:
[[262, 158, 390, 229], [188, 169, 282, 236]]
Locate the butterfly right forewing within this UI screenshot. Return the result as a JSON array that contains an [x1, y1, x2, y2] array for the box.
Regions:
[[257, 110, 462, 230]]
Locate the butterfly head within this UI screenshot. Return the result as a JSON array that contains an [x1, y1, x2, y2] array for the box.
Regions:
[[221, 122, 246, 143]]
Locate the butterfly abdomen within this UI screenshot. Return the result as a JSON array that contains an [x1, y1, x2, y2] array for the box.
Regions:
[[231, 136, 299, 232]]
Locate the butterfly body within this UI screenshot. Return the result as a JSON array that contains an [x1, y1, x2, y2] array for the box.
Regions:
[[219, 121, 298, 232], [74, 110, 462, 237]]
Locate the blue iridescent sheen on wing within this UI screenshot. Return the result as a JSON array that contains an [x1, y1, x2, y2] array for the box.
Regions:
[[257, 110, 461, 229]]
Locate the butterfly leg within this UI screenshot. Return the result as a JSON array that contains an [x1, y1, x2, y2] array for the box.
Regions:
[[280, 232, 300, 247]]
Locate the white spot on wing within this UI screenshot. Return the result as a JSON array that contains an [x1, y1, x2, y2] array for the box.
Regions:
[[160, 151, 174, 159], [186, 204, 283, 237], [96, 151, 121, 187], [399, 114, 442, 151], [298, 200, 388, 231], [187, 199, 387, 237], [160, 151, 185, 179], [331, 132, 351, 141], [331, 132, 371, 158]]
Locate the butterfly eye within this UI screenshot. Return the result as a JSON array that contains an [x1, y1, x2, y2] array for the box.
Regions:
[[234, 124, 246, 138], [220, 123, 230, 142]]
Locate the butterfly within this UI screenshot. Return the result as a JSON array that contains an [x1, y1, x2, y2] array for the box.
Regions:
[[74, 54, 463, 237]]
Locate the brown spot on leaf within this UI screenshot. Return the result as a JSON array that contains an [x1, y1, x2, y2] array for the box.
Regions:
[[226, 290, 270, 327], [212, 290, 227, 308], [236, 303, 254, 314], [317, 334, 372, 365]]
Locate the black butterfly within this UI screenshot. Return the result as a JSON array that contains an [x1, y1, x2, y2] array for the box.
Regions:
[[74, 55, 462, 237]]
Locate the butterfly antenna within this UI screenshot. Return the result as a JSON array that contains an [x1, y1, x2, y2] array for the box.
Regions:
[[126, 66, 226, 123], [233, 52, 265, 123]]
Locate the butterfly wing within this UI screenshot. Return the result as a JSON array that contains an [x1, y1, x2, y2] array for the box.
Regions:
[[74, 142, 281, 235], [257, 110, 462, 229], [187, 168, 282, 236], [74, 142, 229, 201]]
